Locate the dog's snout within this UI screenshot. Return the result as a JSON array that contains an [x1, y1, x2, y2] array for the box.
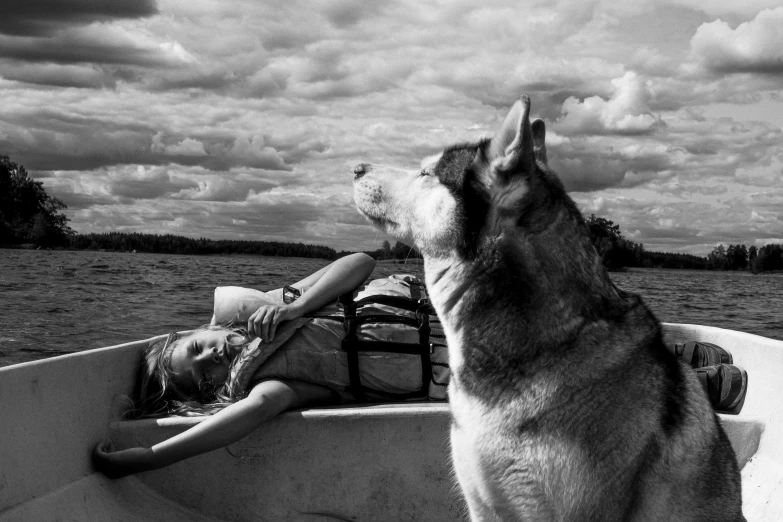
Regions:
[[354, 163, 371, 179]]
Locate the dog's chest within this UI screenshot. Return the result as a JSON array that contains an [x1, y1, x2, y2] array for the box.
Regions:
[[449, 388, 587, 520]]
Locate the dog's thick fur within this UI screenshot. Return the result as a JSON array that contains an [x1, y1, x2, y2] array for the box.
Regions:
[[353, 96, 744, 521]]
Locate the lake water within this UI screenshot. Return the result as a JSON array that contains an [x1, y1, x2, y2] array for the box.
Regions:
[[1, 249, 781, 367]]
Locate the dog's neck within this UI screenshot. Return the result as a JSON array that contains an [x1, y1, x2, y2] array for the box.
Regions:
[[432, 188, 621, 318], [425, 194, 628, 400]]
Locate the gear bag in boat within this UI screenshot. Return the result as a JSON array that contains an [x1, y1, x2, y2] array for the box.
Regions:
[[336, 274, 449, 402], [214, 274, 449, 401]]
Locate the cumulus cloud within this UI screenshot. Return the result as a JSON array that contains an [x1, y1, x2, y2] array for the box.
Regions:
[[38, 164, 282, 210], [39, 165, 193, 203], [202, 135, 290, 171], [734, 157, 783, 187], [151, 132, 207, 156], [689, 7, 783, 75], [543, 65, 783, 194], [630, 48, 679, 78], [556, 72, 661, 135], [170, 174, 278, 202]]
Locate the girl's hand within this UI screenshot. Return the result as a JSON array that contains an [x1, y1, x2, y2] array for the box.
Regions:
[[92, 442, 156, 479], [247, 303, 300, 343]]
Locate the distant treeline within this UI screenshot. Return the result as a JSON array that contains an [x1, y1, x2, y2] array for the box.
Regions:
[[707, 243, 783, 273], [366, 240, 423, 261], [637, 243, 782, 273], [3, 153, 781, 271], [583, 214, 781, 273], [641, 251, 709, 270], [69, 232, 337, 259]]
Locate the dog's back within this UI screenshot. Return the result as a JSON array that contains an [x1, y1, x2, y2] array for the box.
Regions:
[[353, 96, 744, 521]]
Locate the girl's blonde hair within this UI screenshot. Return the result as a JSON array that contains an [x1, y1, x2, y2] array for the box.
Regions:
[[129, 324, 250, 418]]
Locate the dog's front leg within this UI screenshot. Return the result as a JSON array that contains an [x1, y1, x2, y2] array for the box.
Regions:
[[451, 423, 504, 522], [450, 411, 556, 522]]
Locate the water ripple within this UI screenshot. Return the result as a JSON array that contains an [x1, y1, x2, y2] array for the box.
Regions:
[[1, 252, 781, 368]]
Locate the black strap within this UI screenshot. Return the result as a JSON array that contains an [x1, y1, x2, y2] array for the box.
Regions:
[[417, 309, 431, 395], [340, 293, 366, 402], [338, 287, 435, 402], [353, 294, 436, 315], [430, 362, 449, 386]]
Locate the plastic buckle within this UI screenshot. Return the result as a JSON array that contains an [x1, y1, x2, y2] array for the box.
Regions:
[[283, 285, 301, 304]]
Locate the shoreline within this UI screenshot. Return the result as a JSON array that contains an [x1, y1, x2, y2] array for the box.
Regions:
[[376, 258, 425, 265], [3, 245, 780, 274]]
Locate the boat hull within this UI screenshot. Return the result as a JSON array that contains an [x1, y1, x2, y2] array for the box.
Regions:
[[0, 323, 780, 521]]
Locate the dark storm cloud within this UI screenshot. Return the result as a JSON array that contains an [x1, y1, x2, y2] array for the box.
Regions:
[[0, 1, 187, 88], [0, 0, 158, 36], [0, 30, 191, 67]]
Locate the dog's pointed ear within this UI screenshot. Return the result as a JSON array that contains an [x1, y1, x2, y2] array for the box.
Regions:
[[485, 95, 536, 183], [531, 118, 547, 165]]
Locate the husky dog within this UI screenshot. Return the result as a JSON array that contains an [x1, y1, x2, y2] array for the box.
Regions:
[[353, 96, 744, 521]]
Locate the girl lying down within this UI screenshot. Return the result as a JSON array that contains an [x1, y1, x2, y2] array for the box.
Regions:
[[93, 253, 443, 479]]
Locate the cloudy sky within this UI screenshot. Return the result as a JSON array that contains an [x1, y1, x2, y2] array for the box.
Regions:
[[1, 0, 782, 254]]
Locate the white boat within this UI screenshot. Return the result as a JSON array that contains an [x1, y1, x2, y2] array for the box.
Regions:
[[0, 323, 780, 521]]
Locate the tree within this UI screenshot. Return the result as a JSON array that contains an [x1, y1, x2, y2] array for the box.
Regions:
[[587, 215, 622, 243], [585, 214, 643, 270], [754, 244, 783, 273], [0, 155, 73, 246], [707, 245, 728, 270], [726, 244, 748, 270], [642, 251, 708, 270], [748, 245, 758, 271], [381, 240, 392, 260], [392, 241, 413, 260]]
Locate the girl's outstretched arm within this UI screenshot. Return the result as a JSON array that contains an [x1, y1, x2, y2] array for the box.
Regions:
[[247, 252, 375, 341], [93, 380, 337, 479], [290, 252, 375, 313]]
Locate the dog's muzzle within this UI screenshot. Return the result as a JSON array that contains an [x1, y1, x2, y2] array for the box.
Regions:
[[354, 163, 370, 179]]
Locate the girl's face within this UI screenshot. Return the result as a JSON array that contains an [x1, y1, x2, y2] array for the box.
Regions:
[[169, 329, 243, 396]]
